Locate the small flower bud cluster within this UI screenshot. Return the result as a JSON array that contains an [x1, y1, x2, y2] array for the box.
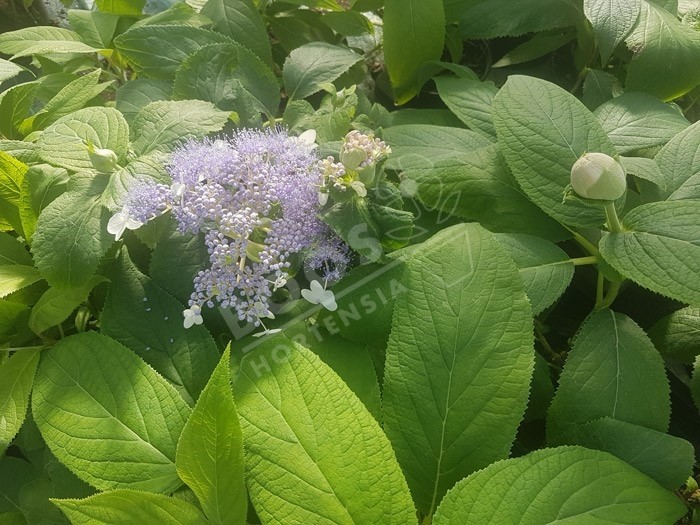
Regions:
[[340, 130, 391, 171]]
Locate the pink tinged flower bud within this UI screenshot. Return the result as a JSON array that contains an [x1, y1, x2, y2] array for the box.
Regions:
[[570, 152, 626, 201]]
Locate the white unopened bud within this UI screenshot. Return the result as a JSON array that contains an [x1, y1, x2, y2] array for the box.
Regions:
[[88, 145, 119, 174], [570, 152, 626, 201]]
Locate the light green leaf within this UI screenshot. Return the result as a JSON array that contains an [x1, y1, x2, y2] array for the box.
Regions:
[[435, 77, 498, 139], [131, 100, 230, 156], [234, 337, 416, 524], [32, 332, 191, 492], [600, 200, 700, 305], [0, 349, 40, 456], [201, 0, 273, 67], [626, 0, 700, 100], [0, 232, 31, 266], [95, 0, 145, 15], [432, 446, 687, 525], [66, 10, 120, 48], [0, 151, 27, 235], [101, 251, 220, 406], [0, 27, 97, 58], [0, 59, 23, 84], [383, 223, 534, 516], [383, 124, 492, 170], [283, 42, 363, 101], [0, 140, 39, 165], [494, 233, 574, 314], [172, 43, 279, 122], [52, 489, 205, 524], [18, 164, 69, 242], [401, 145, 568, 241], [115, 79, 172, 121], [594, 92, 690, 153], [131, 2, 210, 28], [384, 0, 445, 104], [458, 0, 580, 38], [0, 300, 29, 341], [114, 25, 232, 80], [36, 107, 129, 171], [655, 120, 700, 200], [0, 265, 41, 299], [28, 277, 104, 334], [649, 306, 700, 363], [493, 75, 615, 227], [573, 418, 694, 489], [176, 347, 247, 524], [582, 69, 622, 110], [0, 82, 39, 140], [548, 309, 671, 442], [31, 180, 113, 289], [584, 0, 641, 63], [276, 0, 344, 8]]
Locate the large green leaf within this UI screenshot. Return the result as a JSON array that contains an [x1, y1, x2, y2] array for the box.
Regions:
[[283, 42, 363, 101], [494, 233, 574, 314], [66, 10, 120, 48], [130, 100, 230, 155], [0, 265, 41, 299], [201, 0, 272, 67], [435, 77, 498, 139], [176, 348, 246, 524], [113, 25, 232, 79], [0, 59, 23, 84], [493, 75, 615, 227], [401, 145, 567, 241], [32, 332, 191, 492], [655, 120, 700, 200], [150, 227, 208, 303], [599, 200, 700, 306], [19, 165, 70, 242], [0, 82, 39, 139], [432, 446, 687, 524], [36, 107, 129, 172], [0, 27, 98, 58], [115, 79, 172, 121], [649, 306, 700, 363], [0, 349, 40, 456], [0, 151, 27, 236], [28, 277, 104, 334], [52, 490, 205, 524], [233, 337, 416, 524], [383, 0, 445, 104], [625, 0, 700, 100], [584, 0, 641, 63], [0, 232, 32, 266], [594, 92, 689, 153], [383, 223, 534, 516], [101, 251, 220, 406], [547, 309, 671, 442], [96, 0, 145, 15]]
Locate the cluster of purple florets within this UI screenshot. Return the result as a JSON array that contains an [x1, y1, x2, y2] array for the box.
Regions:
[[122, 128, 350, 325]]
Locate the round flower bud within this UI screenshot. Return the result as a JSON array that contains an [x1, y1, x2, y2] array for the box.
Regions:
[[88, 146, 119, 174], [570, 152, 626, 201]]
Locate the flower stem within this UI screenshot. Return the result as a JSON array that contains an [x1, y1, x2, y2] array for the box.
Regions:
[[571, 255, 598, 266], [598, 280, 622, 309], [604, 202, 623, 233]]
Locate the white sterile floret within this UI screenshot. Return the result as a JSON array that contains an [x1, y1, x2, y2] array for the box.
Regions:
[[183, 305, 204, 329], [301, 280, 338, 311], [252, 328, 283, 338], [351, 180, 367, 197], [107, 208, 143, 241], [298, 129, 318, 148]]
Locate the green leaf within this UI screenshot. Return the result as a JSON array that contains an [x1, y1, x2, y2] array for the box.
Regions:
[[458, 0, 580, 38], [435, 77, 498, 139], [692, 357, 700, 412], [52, 490, 205, 524], [36, 107, 129, 172], [493, 75, 615, 227], [0, 59, 23, 84], [383, 223, 534, 516], [32, 332, 191, 492], [655, 120, 700, 200], [66, 10, 120, 48], [130, 2, 210, 28], [594, 92, 690, 153], [625, 0, 700, 100], [150, 227, 208, 303], [201, 0, 273, 67], [283, 42, 363, 101], [18, 164, 69, 242], [0, 232, 31, 266], [432, 446, 687, 524], [0, 151, 27, 235], [0, 300, 29, 341], [130, 100, 230, 156], [0, 349, 40, 456], [402, 145, 568, 241], [599, 200, 700, 306], [493, 30, 576, 68], [494, 233, 574, 314], [114, 25, 232, 80], [383, 124, 492, 170], [172, 43, 279, 122], [573, 418, 694, 490], [115, 79, 172, 121], [95, 0, 145, 15], [582, 69, 622, 110], [548, 309, 671, 442], [321, 10, 374, 36], [0, 265, 42, 299], [649, 306, 700, 363], [0, 27, 98, 59], [384, 0, 445, 104], [234, 337, 416, 524], [0, 82, 39, 139], [176, 347, 246, 523], [31, 182, 113, 289], [101, 251, 220, 406], [28, 277, 104, 334], [584, 0, 641, 63]]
